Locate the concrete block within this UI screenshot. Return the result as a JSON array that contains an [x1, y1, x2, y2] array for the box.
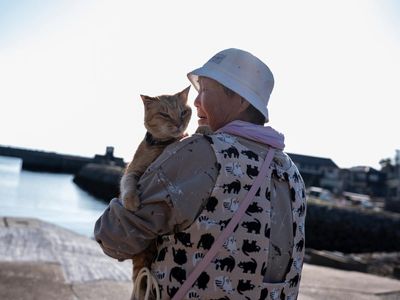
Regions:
[[0, 261, 72, 300], [5, 217, 41, 228], [72, 280, 133, 300], [307, 249, 368, 272]]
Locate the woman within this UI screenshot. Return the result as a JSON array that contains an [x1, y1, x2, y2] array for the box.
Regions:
[[95, 48, 307, 300]]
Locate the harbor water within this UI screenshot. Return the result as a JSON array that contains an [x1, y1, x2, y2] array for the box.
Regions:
[[0, 156, 107, 237]]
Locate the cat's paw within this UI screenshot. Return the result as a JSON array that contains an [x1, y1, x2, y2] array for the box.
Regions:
[[122, 193, 140, 212]]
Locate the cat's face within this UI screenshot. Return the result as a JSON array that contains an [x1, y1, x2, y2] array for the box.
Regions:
[[141, 87, 192, 140]]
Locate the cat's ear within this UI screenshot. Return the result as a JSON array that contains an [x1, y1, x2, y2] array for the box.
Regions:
[[140, 95, 157, 107], [178, 86, 191, 103]]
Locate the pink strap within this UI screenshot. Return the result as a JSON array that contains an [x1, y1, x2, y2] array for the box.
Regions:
[[172, 148, 276, 300]]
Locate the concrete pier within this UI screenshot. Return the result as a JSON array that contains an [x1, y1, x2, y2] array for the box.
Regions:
[[0, 216, 133, 300], [1, 216, 400, 300]]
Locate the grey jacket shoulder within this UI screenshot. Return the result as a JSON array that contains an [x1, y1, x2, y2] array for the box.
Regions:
[[141, 133, 215, 176]]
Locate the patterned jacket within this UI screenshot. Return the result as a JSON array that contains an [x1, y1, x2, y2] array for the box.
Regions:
[[151, 133, 306, 300]]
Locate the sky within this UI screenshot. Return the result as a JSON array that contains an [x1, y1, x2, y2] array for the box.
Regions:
[[0, 0, 399, 170]]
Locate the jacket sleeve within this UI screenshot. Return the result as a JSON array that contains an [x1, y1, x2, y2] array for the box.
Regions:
[[93, 135, 217, 260]]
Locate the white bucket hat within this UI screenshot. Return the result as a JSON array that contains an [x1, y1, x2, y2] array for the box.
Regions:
[[187, 48, 274, 121]]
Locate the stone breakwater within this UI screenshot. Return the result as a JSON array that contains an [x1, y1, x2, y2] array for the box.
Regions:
[[0, 145, 125, 174], [0, 145, 92, 173], [306, 201, 400, 253], [74, 164, 400, 254], [73, 163, 123, 201]]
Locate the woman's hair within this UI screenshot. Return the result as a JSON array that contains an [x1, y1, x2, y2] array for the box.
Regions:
[[222, 86, 266, 125]]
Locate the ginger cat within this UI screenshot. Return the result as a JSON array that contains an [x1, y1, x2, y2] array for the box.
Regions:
[[121, 86, 192, 211], [120, 87, 192, 288]]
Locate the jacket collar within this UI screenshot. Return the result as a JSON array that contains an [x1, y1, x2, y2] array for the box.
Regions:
[[217, 120, 285, 150]]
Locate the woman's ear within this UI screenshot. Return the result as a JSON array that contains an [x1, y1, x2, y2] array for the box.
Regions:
[[238, 97, 250, 113]]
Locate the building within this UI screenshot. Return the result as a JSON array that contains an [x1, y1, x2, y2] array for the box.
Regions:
[[380, 151, 400, 212], [340, 166, 386, 198], [93, 146, 126, 167], [287, 151, 400, 212], [288, 153, 341, 193]]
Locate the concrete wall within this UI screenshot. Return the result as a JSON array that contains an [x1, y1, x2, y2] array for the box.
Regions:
[[0, 146, 91, 174], [73, 163, 123, 201], [73, 162, 400, 253], [306, 202, 400, 253]]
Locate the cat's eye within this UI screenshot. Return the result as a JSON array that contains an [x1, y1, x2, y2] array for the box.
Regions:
[[159, 112, 170, 118], [181, 110, 188, 117]]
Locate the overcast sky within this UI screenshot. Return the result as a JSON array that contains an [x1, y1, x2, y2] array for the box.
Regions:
[[1, 0, 399, 169]]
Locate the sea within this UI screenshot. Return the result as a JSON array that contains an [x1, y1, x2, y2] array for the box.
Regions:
[[0, 155, 108, 237]]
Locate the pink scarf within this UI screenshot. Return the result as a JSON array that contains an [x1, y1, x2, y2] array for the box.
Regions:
[[217, 120, 285, 150]]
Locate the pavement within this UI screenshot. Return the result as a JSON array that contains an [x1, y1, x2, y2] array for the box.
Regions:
[[1, 216, 400, 300]]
